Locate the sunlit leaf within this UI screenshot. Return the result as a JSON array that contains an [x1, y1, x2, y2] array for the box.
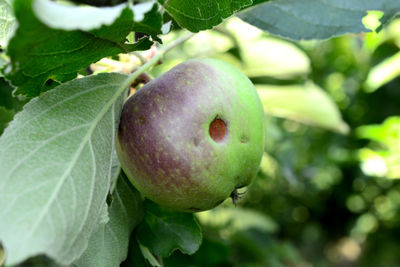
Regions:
[[357, 117, 400, 179], [197, 206, 278, 234], [357, 117, 400, 147], [0, 73, 127, 265], [365, 51, 400, 92], [33, 0, 127, 31], [240, 36, 310, 78], [257, 82, 349, 134], [0, 0, 16, 47]]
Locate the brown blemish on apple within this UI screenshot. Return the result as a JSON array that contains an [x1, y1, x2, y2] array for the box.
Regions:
[[240, 134, 249, 143], [209, 117, 227, 142], [138, 115, 146, 124], [193, 137, 200, 147]]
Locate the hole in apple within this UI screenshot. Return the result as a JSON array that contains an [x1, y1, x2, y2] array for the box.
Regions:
[[209, 117, 227, 142]]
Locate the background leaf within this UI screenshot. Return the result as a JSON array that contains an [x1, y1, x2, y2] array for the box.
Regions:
[[357, 117, 400, 179], [0, 0, 16, 47], [0, 73, 127, 265], [197, 206, 279, 234], [136, 201, 202, 257], [257, 82, 349, 134], [365, 51, 400, 92], [238, 0, 400, 40], [4, 0, 152, 97], [158, 0, 252, 32], [74, 173, 143, 267], [239, 36, 310, 78], [0, 245, 4, 266]]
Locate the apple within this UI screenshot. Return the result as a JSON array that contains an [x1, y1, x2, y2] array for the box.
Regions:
[[116, 58, 265, 212]]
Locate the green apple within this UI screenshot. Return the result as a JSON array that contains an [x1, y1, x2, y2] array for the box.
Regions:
[[116, 58, 265, 212]]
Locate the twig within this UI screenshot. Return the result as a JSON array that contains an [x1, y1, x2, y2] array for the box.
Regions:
[[120, 32, 195, 91]]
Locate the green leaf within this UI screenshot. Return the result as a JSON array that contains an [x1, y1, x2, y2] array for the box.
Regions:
[[158, 0, 252, 32], [74, 173, 143, 267], [0, 76, 25, 136], [123, 235, 155, 267], [357, 117, 400, 179], [238, 0, 400, 40], [197, 206, 278, 234], [257, 82, 349, 134], [239, 36, 310, 78], [0, 77, 26, 111], [0, 73, 128, 265], [132, 2, 163, 42], [138, 242, 162, 267], [33, 0, 165, 42], [365, 51, 400, 92], [0, 245, 4, 266], [0, 0, 16, 47], [0, 106, 15, 135], [33, 0, 127, 31], [4, 0, 152, 97], [357, 117, 400, 146], [110, 150, 121, 193], [136, 201, 202, 257], [0, 54, 8, 73]]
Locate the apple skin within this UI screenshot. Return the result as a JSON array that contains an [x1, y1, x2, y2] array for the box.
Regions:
[[116, 58, 265, 212]]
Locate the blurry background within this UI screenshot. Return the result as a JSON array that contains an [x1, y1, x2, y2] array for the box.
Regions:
[[4, 9, 398, 267], [143, 12, 400, 267]]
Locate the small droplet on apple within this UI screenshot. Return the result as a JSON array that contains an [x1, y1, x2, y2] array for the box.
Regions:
[[209, 117, 227, 142]]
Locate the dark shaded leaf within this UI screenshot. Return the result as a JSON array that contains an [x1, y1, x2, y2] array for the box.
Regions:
[[136, 201, 202, 257], [132, 3, 164, 42], [0, 106, 14, 135], [4, 0, 152, 97]]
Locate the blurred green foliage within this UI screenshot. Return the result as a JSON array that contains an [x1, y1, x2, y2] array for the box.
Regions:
[[146, 14, 400, 267]]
